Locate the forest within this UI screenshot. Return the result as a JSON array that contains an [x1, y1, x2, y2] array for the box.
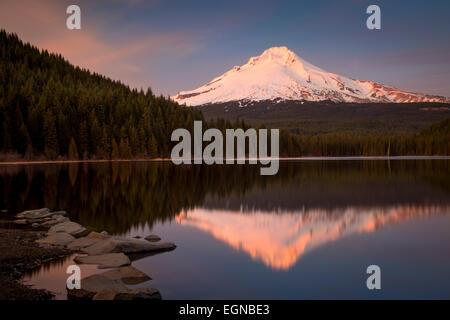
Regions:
[[1, 29, 449, 160], [0, 30, 204, 160]]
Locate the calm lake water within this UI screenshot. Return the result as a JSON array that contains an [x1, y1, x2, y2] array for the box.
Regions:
[[1, 160, 450, 299]]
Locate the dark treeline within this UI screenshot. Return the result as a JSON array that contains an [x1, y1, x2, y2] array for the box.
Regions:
[[277, 117, 450, 157], [0, 30, 203, 160], [207, 117, 450, 157], [1, 30, 449, 160]]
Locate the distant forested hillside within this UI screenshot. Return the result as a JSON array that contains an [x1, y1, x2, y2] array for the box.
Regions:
[[201, 100, 450, 157], [0, 30, 203, 160], [199, 100, 450, 136], [275, 117, 450, 157]]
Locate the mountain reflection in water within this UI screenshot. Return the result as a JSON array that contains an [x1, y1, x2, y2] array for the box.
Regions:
[[176, 204, 449, 270], [2, 159, 450, 299]]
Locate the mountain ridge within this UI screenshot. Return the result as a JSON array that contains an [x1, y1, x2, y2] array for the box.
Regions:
[[173, 46, 450, 106]]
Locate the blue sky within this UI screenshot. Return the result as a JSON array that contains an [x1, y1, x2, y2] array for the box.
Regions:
[[1, 0, 449, 96]]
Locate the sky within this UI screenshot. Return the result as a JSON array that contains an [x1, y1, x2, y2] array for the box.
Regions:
[[1, 0, 449, 97]]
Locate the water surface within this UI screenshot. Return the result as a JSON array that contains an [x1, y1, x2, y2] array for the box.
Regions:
[[1, 160, 450, 299]]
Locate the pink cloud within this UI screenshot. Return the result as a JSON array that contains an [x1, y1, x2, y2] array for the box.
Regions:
[[0, 0, 200, 89]]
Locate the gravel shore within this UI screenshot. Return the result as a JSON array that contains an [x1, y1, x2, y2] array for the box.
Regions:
[[0, 228, 73, 300]]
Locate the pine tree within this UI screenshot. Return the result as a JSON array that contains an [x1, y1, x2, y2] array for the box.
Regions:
[[79, 120, 89, 159], [119, 138, 132, 159], [43, 110, 59, 159], [129, 127, 139, 156], [148, 134, 158, 158], [89, 111, 101, 155], [111, 139, 120, 159], [17, 122, 31, 154], [100, 127, 111, 158]]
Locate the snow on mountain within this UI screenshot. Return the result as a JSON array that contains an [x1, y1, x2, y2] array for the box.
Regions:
[[173, 46, 449, 106]]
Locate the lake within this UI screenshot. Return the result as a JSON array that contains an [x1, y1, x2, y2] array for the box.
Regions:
[[1, 159, 450, 299]]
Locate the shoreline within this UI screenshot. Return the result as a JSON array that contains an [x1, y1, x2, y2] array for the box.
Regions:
[[0, 225, 74, 300], [0, 155, 449, 166], [1, 208, 174, 300], [0, 158, 172, 165]]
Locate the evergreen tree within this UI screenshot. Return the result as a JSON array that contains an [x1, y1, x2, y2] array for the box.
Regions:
[[43, 110, 59, 159], [148, 134, 158, 158], [100, 127, 111, 158], [68, 137, 79, 160], [79, 121, 89, 159], [119, 138, 132, 159], [111, 139, 120, 159]]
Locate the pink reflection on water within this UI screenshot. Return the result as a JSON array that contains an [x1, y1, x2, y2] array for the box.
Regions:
[[176, 204, 449, 270]]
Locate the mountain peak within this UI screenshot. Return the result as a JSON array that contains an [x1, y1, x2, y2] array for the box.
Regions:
[[261, 46, 296, 58], [248, 46, 300, 67], [173, 47, 450, 106]]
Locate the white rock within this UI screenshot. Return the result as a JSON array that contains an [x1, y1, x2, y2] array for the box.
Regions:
[[67, 274, 161, 300], [41, 215, 69, 227], [48, 221, 86, 235], [144, 235, 161, 242], [67, 274, 128, 299], [92, 288, 117, 300], [82, 238, 175, 255], [67, 236, 103, 250], [36, 232, 75, 246], [115, 287, 161, 300], [30, 210, 67, 221], [81, 238, 117, 255], [111, 238, 176, 254], [74, 253, 131, 269], [102, 266, 151, 285], [16, 208, 49, 219], [87, 231, 111, 239]]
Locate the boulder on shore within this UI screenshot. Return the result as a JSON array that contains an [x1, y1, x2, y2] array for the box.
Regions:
[[112, 238, 176, 254], [36, 232, 75, 246], [16, 208, 49, 219], [48, 221, 86, 235], [74, 253, 131, 269], [67, 274, 128, 300], [40, 215, 69, 227], [87, 231, 111, 239], [92, 288, 117, 300], [115, 287, 161, 300], [144, 235, 161, 242], [16, 209, 68, 222], [67, 273, 161, 300], [82, 237, 176, 255], [102, 266, 151, 285], [67, 236, 103, 250]]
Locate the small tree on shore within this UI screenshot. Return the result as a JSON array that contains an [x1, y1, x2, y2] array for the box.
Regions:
[[68, 137, 79, 160], [111, 139, 120, 159]]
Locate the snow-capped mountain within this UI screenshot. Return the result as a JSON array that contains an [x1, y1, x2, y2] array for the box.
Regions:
[[173, 46, 449, 106]]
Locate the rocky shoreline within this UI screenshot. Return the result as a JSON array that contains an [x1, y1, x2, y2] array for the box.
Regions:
[[0, 227, 73, 300], [1, 208, 176, 300]]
